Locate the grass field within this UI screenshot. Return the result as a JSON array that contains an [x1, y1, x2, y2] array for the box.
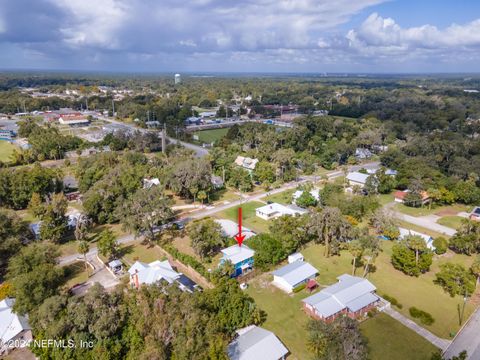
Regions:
[[214, 200, 270, 233], [303, 242, 475, 338], [437, 216, 465, 230], [118, 241, 168, 265], [264, 189, 295, 205], [193, 128, 228, 143], [394, 203, 469, 217], [0, 140, 18, 162], [63, 261, 89, 289], [360, 313, 438, 360], [246, 273, 439, 360]]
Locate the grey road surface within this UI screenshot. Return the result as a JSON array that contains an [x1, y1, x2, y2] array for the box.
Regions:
[[443, 308, 480, 359]]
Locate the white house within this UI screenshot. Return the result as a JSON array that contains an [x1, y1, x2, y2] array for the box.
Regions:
[[227, 325, 289, 360], [255, 203, 307, 220], [346, 171, 370, 188], [292, 188, 320, 204], [128, 260, 180, 288], [215, 219, 256, 240], [288, 252, 304, 263], [143, 178, 160, 189], [58, 114, 90, 126], [272, 261, 318, 293], [0, 298, 32, 355], [399, 228, 435, 251], [234, 156, 259, 172]]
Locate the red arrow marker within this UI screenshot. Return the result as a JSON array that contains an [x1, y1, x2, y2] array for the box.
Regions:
[[234, 207, 245, 247]]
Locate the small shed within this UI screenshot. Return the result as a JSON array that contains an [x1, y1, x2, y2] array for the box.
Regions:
[[288, 252, 304, 263], [306, 279, 318, 293], [108, 259, 123, 273]]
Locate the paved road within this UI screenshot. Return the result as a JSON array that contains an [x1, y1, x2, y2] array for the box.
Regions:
[[391, 209, 456, 236], [385, 307, 451, 350], [443, 308, 480, 359]]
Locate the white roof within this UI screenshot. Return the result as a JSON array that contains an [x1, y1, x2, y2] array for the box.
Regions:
[[288, 252, 304, 262], [272, 261, 318, 287], [303, 274, 378, 318], [234, 156, 259, 170], [399, 227, 435, 250], [0, 298, 31, 344], [215, 219, 256, 240], [256, 203, 307, 216], [143, 178, 160, 189], [228, 325, 288, 360], [346, 171, 370, 185], [292, 188, 320, 201], [128, 260, 180, 285], [221, 245, 255, 265]]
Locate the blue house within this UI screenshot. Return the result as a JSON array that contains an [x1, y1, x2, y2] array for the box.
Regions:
[[220, 245, 255, 277]]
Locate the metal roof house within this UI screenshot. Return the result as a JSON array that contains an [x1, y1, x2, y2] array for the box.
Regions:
[[469, 206, 480, 221], [272, 261, 318, 293], [220, 245, 255, 277], [292, 188, 320, 204], [0, 298, 32, 355], [255, 203, 307, 221], [302, 274, 379, 322], [128, 260, 181, 287], [346, 172, 370, 188], [399, 228, 435, 251], [227, 325, 289, 360], [215, 219, 256, 240], [234, 156, 259, 171]]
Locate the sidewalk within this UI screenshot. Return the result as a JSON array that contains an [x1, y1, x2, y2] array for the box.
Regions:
[[385, 307, 451, 350]]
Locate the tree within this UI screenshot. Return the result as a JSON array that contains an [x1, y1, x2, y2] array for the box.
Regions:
[[74, 214, 91, 241], [369, 209, 399, 239], [253, 161, 276, 185], [7, 243, 64, 314], [307, 317, 368, 360], [197, 190, 207, 204], [406, 235, 428, 266], [28, 192, 44, 218], [187, 218, 225, 259], [248, 233, 286, 271], [359, 232, 381, 277], [391, 241, 433, 276], [307, 207, 353, 257], [97, 229, 119, 260], [471, 256, 480, 286], [434, 263, 476, 297], [269, 214, 310, 255], [117, 186, 173, 245], [348, 240, 363, 275], [227, 167, 253, 192], [433, 237, 448, 255], [296, 191, 317, 208], [39, 193, 68, 243], [449, 220, 480, 255], [77, 240, 90, 276]]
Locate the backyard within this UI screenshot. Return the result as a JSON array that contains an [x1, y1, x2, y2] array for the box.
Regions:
[[246, 273, 439, 360], [264, 189, 295, 205], [213, 200, 270, 233], [0, 140, 18, 162]]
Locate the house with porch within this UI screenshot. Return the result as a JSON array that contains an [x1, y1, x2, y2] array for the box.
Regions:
[[302, 274, 379, 322], [220, 244, 255, 277]]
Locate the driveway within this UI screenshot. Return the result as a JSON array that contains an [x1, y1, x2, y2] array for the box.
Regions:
[[443, 308, 480, 359], [392, 211, 456, 236], [71, 255, 119, 295]]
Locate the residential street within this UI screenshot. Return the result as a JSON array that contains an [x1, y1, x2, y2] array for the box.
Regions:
[[443, 308, 480, 359]]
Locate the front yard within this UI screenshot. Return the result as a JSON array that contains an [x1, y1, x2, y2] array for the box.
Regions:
[[394, 203, 469, 217], [214, 200, 270, 233]]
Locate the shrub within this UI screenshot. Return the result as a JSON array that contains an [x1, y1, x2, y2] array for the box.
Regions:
[[409, 307, 435, 325], [433, 237, 448, 255], [163, 244, 210, 279], [381, 294, 403, 309]]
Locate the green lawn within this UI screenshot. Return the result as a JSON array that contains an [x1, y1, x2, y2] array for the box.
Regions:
[[117, 241, 167, 265], [214, 200, 270, 233], [63, 261, 89, 289], [378, 193, 395, 206], [0, 140, 18, 162], [264, 189, 295, 205], [246, 273, 438, 360], [303, 242, 475, 338], [437, 216, 464, 230], [360, 313, 438, 360], [193, 128, 228, 143], [395, 203, 469, 217]]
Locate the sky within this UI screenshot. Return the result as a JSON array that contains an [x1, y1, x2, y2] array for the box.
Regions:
[[1, 0, 480, 73]]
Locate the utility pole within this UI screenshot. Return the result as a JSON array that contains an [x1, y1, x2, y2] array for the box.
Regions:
[[85, 98, 88, 111], [162, 123, 166, 154], [111, 99, 115, 117]]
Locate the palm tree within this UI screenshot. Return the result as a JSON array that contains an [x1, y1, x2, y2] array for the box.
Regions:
[[406, 235, 427, 266], [348, 240, 363, 275], [77, 240, 90, 277], [359, 233, 381, 278]]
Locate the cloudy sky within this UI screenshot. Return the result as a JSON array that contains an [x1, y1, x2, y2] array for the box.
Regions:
[[1, 0, 480, 73]]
